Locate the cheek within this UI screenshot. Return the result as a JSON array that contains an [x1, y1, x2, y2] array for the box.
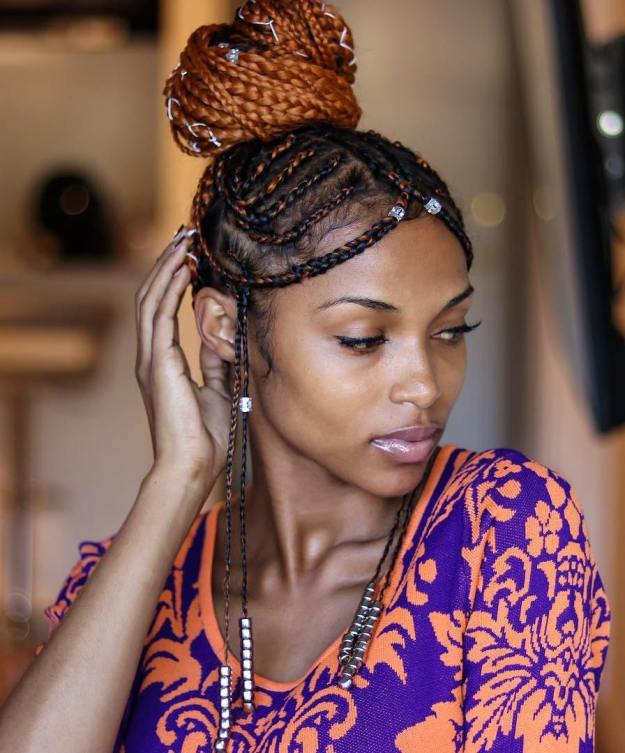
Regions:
[[257, 334, 377, 452], [436, 342, 467, 403]]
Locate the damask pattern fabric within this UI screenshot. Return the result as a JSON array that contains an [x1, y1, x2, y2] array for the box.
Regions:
[[34, 444, 611, 752]]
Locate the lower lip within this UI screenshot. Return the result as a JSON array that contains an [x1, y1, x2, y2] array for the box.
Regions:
[[370, 435, 437, 464]]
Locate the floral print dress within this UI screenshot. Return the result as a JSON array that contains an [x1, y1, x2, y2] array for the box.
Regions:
[[35, 444, 611, 752]]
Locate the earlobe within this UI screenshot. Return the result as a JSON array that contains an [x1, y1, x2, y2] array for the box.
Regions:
[[193, 287, 237, 363]]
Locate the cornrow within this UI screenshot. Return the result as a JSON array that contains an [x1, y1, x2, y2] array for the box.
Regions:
[[164, 1, 474, 747]]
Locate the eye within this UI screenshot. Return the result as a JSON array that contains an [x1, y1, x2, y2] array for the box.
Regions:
[[336, 334, 388, 353], [434, 320, 482, 344]]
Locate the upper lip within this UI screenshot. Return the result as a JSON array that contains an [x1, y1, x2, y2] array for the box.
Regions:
[[373, 424, 441, 442]]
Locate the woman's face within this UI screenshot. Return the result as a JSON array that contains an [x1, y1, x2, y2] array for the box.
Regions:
[[243, 213, 474, 498]]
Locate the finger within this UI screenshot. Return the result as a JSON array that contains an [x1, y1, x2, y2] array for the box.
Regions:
[[151, 261, 192, 359], [136, 244, 190, 376], [135, 226, 195, 310], [171, 315, 193, 380]]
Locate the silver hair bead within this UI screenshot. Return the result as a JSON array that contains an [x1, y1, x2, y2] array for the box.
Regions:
[[388, 205, 406, 221], [239, 616, 256, 713], [239, 396, 253, 413], [226, 47, 240, 64], [424, 197, 442, 215], [215, 662, 232, 750]]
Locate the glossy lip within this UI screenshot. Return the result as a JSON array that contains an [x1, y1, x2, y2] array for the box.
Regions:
[[371, 424, 441, 443], [370, 434, 438, 464]]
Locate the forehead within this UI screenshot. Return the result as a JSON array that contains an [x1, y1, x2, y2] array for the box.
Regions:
[[284, 215, 470, 310]]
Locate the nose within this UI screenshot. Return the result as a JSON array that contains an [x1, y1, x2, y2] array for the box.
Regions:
[[389, 346, 441, 411]]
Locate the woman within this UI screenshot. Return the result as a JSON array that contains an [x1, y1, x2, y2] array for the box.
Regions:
[[0, 2, 611, 752]]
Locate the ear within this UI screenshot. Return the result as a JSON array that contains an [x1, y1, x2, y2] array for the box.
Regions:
[[193, 286, 237, 364]]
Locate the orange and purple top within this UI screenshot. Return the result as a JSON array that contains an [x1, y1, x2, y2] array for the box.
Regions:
[[35, 444, 612, 752]]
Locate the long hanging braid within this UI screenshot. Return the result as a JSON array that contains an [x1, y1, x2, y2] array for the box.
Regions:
[[163, 1, 473, 748]]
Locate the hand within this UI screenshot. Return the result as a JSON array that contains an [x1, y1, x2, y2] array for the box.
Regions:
[[134, 226, 232, 487]]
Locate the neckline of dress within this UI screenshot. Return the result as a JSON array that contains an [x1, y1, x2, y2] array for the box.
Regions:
[[197, 442, 456, 692]]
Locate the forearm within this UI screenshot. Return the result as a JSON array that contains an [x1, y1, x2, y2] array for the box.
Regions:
[[0, 464, 215, 753]]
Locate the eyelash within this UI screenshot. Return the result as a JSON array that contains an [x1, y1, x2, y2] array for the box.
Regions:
[[336, 321, 482, 353]]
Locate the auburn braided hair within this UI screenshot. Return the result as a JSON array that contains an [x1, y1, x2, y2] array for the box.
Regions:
[[163, 0, 473, 719]]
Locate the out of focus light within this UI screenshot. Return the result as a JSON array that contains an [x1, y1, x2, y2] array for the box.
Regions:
[[532, 186, 557, 221], [5, 590, 31, 623], [470, 192, 506, 227], [59, 184, 91, 216], [605, 154, 625, 180], [597, 110, 624, 138]]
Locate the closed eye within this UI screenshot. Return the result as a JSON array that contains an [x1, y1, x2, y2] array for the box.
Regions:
[[434, 321, 482, 344], [336, 321, 482, 354], [336, 335, 388, 353]]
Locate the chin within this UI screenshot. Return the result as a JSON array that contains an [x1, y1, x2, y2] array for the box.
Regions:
[[362, 463, 434, 499]]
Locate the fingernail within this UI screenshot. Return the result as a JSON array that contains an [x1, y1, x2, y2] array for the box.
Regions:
[[173, 223, 185, 238]]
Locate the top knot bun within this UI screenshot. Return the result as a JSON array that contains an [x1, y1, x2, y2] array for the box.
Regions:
[[163, 0, 362, 159]]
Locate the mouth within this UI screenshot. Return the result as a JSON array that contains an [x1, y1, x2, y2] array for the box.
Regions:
[[370, 425, 440, 464]]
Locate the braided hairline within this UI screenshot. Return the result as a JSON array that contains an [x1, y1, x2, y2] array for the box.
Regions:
[[191, 191, 469, 292], [187, 126, 473, 295]]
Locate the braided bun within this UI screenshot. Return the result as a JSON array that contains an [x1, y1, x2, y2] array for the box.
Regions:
[[163, 0, 361, 161]]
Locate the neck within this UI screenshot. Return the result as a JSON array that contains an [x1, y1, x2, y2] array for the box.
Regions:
[[218, 416, 424, 595]]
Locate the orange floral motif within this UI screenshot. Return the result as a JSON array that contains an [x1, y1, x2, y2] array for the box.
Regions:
[[526, 500, 563, 557]]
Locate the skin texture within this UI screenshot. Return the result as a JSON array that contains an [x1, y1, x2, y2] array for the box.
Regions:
[[192, 213, 475, 682]]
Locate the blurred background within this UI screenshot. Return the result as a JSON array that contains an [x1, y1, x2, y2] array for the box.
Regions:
[[0, 0, 623, 749]]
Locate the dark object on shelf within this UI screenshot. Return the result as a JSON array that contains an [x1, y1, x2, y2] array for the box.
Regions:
[[33, 169, 114, 265]]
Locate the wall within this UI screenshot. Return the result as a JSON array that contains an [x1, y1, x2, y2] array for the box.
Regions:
[[0, 37, 160, 642]]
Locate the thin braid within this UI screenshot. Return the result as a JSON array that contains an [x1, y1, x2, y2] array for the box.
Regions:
[[238, 134, 298, 194], [258, 153, 345, 222], [236, 186, 356, 244], [235, 147, 318, 210], [221, 292, 245, 662], [238, 289, 252, 616], [370, 493, 412, 585]]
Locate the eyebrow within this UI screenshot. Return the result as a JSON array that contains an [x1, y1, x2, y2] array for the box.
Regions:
[[316, 284, 474, 313]]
